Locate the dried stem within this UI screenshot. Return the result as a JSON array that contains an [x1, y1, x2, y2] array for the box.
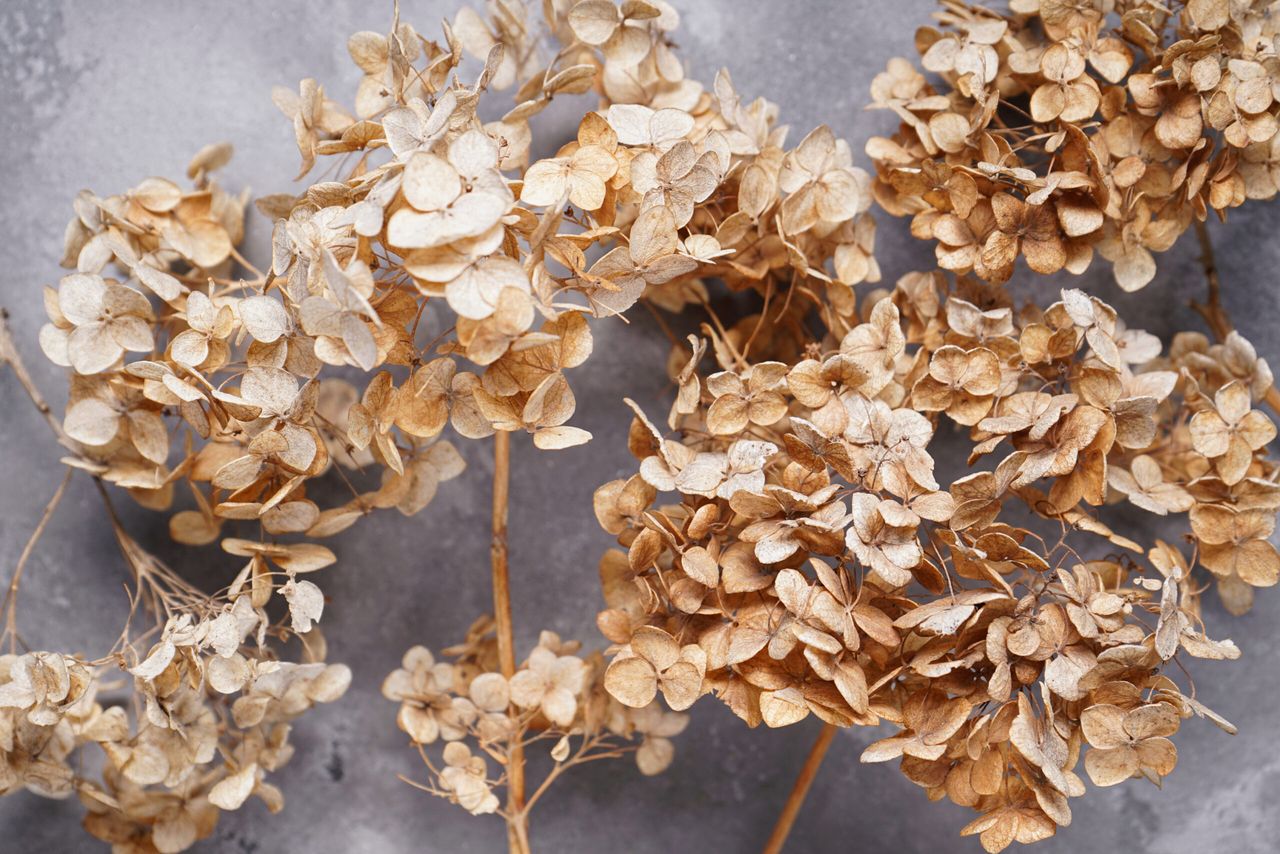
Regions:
[[508, 804, 531, 854], [1190, 220, 1232, 342], [522, 732, 629, 813], [228, 245, 266, 281], [1191, 220, 1280, 415], [94, 479, 208, 620], [1259, 388, 1280, 433], [641, 297, 680, 348], [761, 723, 837, 854], [491, 430, 515, 680], [0, 309, 73, 449], [2, 312, 83, 651], [2, 468, 73, 652], [490, 429, 528, 854]]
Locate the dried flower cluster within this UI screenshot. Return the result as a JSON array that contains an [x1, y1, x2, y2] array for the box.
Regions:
[[0, 501, 350, 851], [37, 0, 877, 630], [8, 0, 1280, 851], [0, 116, 359, 842], [352, 0, 878, 843], [11, 0, 881, 847], [597, 269, 1279, 851], [381, 619, 685, 835], [867, 0, 1280, 291]]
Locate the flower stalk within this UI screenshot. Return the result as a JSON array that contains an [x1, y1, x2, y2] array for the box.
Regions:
[[490, 429, 529, 854], [761, 724, 837, 854]]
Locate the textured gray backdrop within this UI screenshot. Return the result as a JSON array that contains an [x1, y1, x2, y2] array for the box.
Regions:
[[3, 1, 1280, 852]]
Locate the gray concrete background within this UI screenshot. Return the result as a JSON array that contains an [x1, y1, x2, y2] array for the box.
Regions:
[[2, 1, 1280, 851]]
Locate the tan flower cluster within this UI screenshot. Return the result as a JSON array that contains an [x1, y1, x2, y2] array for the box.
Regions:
[[16, 0, 879, 849], [867, 0, 1280, 291], [1, 297, 357, 853], [11, 0, 1280, 851], [596, 269, 1277, 851], [1, 597, 349, 852], [366, 0, 880, 842], [37, 0, 875, 624], [382, 618, 685, 827]]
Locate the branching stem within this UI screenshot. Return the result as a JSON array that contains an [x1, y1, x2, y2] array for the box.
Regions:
[[1, 468, 73, 652]]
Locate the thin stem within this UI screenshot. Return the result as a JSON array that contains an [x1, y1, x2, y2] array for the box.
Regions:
[[742, 280, 774, 362], [641, 298, 680, 348], [761, 723, 837, 854], [491, 431, 515, 677], [94, 479, 208, 616], [698, 296, 748, 369], [1190, 220, 1231, 341], [490, 429, 527, 854], [522, 734, 631, 814], [229, 245, 266, 281], [0, 310, 73, 449], [1190, 220, 1280, 415], [2, 468, 73, 652]]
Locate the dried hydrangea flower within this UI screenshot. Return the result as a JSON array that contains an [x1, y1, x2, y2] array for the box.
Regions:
[[384, 619, 688, 839], [866, 0, 1280, 291], [15, 0, 886, 848], [596, 268, 1276, 851]]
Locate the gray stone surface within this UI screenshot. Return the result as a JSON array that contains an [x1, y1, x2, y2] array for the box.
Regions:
[[2, 1, 1280, 851]]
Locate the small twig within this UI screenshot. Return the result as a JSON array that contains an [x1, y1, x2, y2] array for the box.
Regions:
[[1190, 220, 1231, 341], [742, 279, 774, 362], [1, 468, 73, 652], [641, 298, 680, 348], [521, 733, 631, 814], [228, 245, 267, 281], [491, 429, 516, 677], [698, 296, 748, 369], [0, 309, 74, 449], [761, 723, 837, 854], [94, 479, 208, 616]]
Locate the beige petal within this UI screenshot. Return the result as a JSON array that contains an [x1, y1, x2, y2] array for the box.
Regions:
[[239, 295, 289, 343], [64, 397, 121, 446], [1080, 704, 1128, 749], [658, 660, 703, 711], [541, 686, 578, 727], [632, 625, 681, 670], [68, 323, 122, 374], [568, 0, 620, 44], [209, 763, 258, 810], [403, 152, 461, 211], [759, 687, 810, 727], [469, 673, 510, 713], [604, 656, 658, 708], [1084, 745, 1138, 787], [208, 653, 250, 694], [1135, 736, 1178, 777], [1124, 704, 1179, 740], [636, 736, 675, 776], [520, 158, 570, 207]]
